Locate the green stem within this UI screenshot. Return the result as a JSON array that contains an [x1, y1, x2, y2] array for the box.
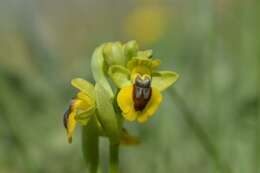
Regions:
[[82, 117, 100, 173], [109, 142, 119, 173]]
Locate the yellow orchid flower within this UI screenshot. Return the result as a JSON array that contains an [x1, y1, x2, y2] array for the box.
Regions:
[[63, 41, 180, 173], [108, 56, 179, 123], [63, 78, 96, 143]]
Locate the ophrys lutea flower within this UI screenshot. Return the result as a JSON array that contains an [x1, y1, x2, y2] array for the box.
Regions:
[[108, 54, 179, 123], [62, 41, 179, 173], [63, 78, 96, 143]]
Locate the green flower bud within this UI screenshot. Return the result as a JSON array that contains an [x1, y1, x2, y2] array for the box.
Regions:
[[123, 40, 139, 60], [137, 49, 153, 58], [103, 42, 126, 66]]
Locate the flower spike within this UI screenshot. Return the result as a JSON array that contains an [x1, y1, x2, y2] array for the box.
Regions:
[[62, 41, 179, 173]]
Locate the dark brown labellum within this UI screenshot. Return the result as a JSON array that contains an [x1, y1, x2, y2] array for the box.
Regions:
[[133, 75, 152, 111]]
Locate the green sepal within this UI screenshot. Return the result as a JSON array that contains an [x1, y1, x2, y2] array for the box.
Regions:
[[71, 78, 95, 100], [108, 65, 131, 88], [95, 83, 120, 144], [152, 71, 179, 91]]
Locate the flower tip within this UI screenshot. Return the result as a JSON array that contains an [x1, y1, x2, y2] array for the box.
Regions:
[[124, 40, 139, 59], [103, 42, 125, 66]]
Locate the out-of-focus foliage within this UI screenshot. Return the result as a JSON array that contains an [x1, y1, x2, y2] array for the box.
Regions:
[[0, 0, 258, 173]]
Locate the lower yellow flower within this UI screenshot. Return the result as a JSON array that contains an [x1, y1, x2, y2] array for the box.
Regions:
[[117, 74, 162, 123], [63, 78, 96, 143]]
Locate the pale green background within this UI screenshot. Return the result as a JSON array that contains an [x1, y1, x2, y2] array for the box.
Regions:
[[0, 0, 258, 173]]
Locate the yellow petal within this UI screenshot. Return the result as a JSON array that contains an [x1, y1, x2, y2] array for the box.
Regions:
[[128, 58, 160, 81], [151, 71, 179, 91], [123, 107, 138, 121], [71, 78, 95, 100], [77, 92, 94, 109], [151, 59, 161, 69], [131, 66, 151, 81], [117, 85, 137, 121], [67, 110, 76, 143], [127, 57, 160, 73], [137, 87, 162, 123]]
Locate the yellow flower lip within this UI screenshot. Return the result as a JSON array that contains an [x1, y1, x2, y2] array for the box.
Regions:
[[117, 73, 162, 123]]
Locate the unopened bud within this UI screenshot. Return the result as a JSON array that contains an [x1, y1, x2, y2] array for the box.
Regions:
[[103, 42, 125, 66], [123, 40, 139, 60]]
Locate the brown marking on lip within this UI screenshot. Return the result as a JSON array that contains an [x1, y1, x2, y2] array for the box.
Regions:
[[133, 75, 152, 111]]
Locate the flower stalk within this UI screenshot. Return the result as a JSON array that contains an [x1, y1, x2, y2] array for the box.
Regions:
[[109, 142, 119, 173], [82, 119, 99, 173]]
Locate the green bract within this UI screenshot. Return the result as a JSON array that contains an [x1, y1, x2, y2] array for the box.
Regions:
[[95, 83, 120, 144], [91, 44, 114, 97]]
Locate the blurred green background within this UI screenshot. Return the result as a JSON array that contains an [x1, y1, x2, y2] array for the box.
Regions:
[[0, 0, 258, 172]]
